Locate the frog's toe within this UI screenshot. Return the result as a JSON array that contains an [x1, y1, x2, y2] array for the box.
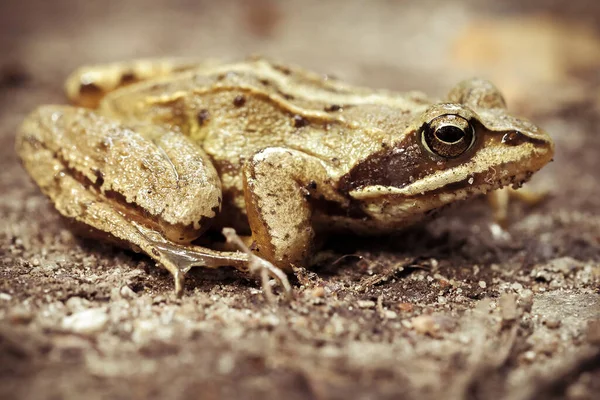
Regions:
[[173, 269, 187, 298], [223, 227, 293, 302], [248, 254, 293, 302]]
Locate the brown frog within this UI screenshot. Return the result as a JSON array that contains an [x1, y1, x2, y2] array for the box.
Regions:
[[16, 58, 554, 298]]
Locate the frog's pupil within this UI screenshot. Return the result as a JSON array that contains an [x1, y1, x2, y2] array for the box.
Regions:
[[435, 125, 465, 144]]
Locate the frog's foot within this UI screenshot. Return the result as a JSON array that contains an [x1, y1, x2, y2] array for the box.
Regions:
[[222, 228, 292, 302]]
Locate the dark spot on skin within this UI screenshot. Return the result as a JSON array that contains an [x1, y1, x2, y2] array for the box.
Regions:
[[233, 95, 246, 107], [300, 187, 311, 197], [293, 115, 308, 128], [79, 82, 102, 95], [216, 73, 226, 81], [93, 169, 104, 186], [276, 90, 294, 100], [273, 64, 291, 75], [151, 248, 160, 257], [307, 180, 317, 190], [197, 109, 210, 126], [119, 72, 137, 85], [381, 142, 388, 148], [324, 104, 341, 112], [259, 79, 270, 86]]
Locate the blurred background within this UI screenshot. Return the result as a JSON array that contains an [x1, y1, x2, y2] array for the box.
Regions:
[[2, 0, 600, 103], [1, 1, 599, 399]]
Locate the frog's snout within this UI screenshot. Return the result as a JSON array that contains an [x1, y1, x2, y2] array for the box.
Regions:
[[507, 126, 555, 172]]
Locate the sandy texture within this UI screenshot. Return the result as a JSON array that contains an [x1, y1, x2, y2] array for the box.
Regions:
[[1, 1, 599, 399]]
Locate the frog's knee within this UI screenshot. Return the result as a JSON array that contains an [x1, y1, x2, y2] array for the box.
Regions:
[[248, 147, 297, 170]]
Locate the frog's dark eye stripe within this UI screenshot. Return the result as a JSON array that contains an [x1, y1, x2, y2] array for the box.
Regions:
[[421, 115, 475, 158]]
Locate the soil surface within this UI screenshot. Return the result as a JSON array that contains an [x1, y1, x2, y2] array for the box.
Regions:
[[1, 1, 599, 399]]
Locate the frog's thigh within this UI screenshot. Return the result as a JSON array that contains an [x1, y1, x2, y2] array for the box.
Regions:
[[16, 105, 246, 294], [65, 58, 207, 108], [243, 148, 342, 270], [18, 105, 223, 241]]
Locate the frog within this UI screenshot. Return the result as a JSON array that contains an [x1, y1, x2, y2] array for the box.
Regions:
[[16, 57, 554, 299]]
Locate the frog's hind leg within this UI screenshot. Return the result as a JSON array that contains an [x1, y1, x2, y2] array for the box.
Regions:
[[65, 58, 212, 108], [16, 105, 289, 297]]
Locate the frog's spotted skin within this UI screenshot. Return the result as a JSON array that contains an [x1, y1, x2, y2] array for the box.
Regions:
[[16, 58, 554, 296]]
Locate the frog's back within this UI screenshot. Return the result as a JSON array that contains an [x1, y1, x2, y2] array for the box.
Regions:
[[100, 59, 430, 173]]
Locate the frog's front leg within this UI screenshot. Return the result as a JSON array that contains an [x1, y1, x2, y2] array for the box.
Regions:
[[16, 105, 285, 296], [488, 187, 549, 228], [243, 148, 347, 269], [65, 58, 207, 108]]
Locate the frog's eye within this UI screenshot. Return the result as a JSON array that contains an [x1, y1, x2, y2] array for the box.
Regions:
[[421, 115, 475, 158]]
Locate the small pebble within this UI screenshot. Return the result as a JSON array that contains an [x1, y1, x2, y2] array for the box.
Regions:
[[65, 296, 90, 311], [543, 318, 561, 329], [311, 286, 325, 298], [478, 281, 487, 289], [262, 314, 280, 328], [400, 320, 413, 329], [500, 293, 518, 321], [8, 307, 33, 324], [523, 350, 537, 362], [0, 293, 12, 301], [411, 315, 439, 336], [62, 308, 108, 335], [586, 320, 600, 345], [357, 300, 376, 309], [120, 285, 137, 299], [217, 353, 235, 375]]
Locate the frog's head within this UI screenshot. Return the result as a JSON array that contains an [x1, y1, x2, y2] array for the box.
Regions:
[[344, 78, 554, 225]]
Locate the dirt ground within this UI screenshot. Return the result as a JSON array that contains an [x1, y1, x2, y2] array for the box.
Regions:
[[1, 1, 599, 399]]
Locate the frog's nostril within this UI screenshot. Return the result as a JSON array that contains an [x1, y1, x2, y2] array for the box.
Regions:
[[501, 131, 527, 146]]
